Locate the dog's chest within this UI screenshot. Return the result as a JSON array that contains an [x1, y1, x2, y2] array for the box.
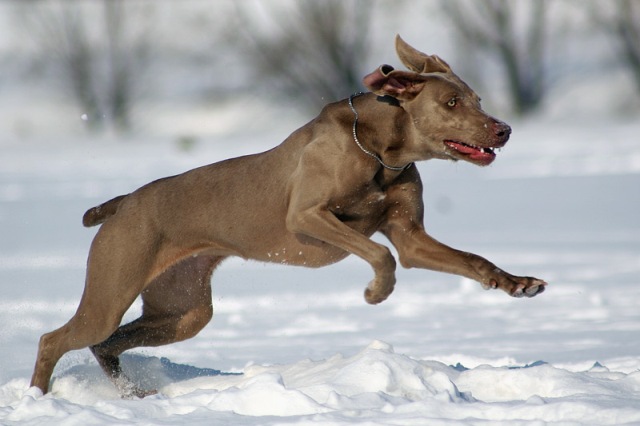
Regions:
[[330, 185, 388, 230]]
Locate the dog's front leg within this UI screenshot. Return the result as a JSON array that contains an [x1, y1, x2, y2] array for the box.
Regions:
[[383, 220, 546, 298], [286, 205, 397, 304]]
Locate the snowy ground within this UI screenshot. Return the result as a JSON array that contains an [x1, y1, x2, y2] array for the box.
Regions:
[[1, 110, 639, 424]]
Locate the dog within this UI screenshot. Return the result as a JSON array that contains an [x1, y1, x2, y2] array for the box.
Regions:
[[31, 35, 546, 398]]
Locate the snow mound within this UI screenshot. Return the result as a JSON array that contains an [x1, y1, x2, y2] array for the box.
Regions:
[[2, 342, 640, 425]]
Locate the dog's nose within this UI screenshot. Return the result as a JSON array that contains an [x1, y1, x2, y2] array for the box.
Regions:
[[493, 121, 511, 142]]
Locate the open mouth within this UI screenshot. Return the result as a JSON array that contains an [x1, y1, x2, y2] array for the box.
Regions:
[[444, 140, 497, 166]]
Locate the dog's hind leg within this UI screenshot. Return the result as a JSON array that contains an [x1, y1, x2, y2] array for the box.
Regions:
[[90, 255, 222, 397], [30, 226, 165, 396]]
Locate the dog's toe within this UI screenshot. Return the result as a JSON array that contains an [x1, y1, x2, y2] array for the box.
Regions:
[[525, 281, 547, 297], [512, 286, 525, 298], [507, 277, 547, 298], [525, 285, 540, 296]]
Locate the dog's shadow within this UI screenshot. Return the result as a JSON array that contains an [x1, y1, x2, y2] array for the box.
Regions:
[[56, 353, 242, 396]]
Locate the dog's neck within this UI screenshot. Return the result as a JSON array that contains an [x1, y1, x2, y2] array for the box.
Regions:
[[349, 93, 409, 172], [351, 93, 415, 171]]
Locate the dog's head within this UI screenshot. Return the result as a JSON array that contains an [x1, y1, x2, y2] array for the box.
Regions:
[[362, 35, 510, 166]]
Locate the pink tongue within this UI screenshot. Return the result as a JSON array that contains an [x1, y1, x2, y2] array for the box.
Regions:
[[446, 141, 480, 155], [453, 143, 479, 155], [446, 141, 495, 164]]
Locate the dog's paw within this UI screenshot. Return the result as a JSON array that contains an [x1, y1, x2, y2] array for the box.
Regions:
[[484, 272, 547, 298], [364, 275, 395, 305], [364, 287, 390, 304], [115, 375, 158, 399], [513, 278, 547, 298], [120, 385, 158, 399]]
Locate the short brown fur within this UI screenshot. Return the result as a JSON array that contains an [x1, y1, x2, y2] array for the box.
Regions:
[[31, 36, 546, 397]]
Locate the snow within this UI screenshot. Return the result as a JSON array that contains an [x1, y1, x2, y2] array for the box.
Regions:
[[1, 97, 640, 423]]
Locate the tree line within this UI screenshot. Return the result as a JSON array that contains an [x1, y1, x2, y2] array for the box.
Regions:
[[10, 0, 640, 134]]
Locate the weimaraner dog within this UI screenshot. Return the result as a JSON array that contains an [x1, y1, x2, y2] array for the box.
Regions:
[[31, 35, 546, 397]]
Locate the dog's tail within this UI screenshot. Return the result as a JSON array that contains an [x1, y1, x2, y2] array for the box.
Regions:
[[82, 194, 128, 227]]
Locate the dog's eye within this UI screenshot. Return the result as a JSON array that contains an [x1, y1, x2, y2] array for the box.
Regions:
[[447, 98, 457, 108]]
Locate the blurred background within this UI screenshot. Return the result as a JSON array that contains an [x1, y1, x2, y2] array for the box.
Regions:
[[1, 0, 638, 141]]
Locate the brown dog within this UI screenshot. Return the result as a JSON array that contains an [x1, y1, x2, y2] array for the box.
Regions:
[[31, 35, 546, 397]]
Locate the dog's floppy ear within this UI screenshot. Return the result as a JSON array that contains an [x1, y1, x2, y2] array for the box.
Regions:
[[395, 34, 451, 74], [362, 64, 428, 100]]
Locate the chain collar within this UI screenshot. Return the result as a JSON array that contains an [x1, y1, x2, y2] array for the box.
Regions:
[[348, 93, 411, 172]]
